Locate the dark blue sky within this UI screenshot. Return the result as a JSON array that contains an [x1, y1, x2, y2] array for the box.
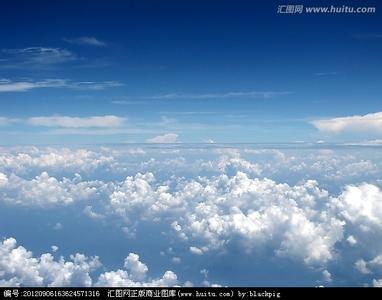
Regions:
[[0, 0, 381, 144]]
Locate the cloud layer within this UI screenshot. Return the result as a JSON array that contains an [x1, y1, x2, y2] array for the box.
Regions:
[[1, 145, 382, 286]]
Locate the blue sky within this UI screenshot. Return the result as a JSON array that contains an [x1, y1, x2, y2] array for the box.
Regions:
[[1, 2, 382, 287], [1, 0, 381, 144]]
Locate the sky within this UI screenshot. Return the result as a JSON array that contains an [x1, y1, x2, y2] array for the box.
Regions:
[[1, 0, 382, 288], [1, 0, 381, 144]]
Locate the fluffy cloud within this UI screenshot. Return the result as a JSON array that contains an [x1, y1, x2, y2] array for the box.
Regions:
[[0, 172, 103, 206], [355, 254, 382, 275], [109, 172, 182, 221], [0, 237, 181, 287], [0, 237, 100, 287], [146, 133, 178, 143], [312, 112, 382, 134], [0, 147, 118, 175], [0, 172, 8, 186], [107, 170, 344, 265], [189, 246, 204, 256], [332, 183, 382, 227], [2, 145, 382, 285], [96, 252, 178, 287], [96, 270, 178, 287], [201, 151, 262, 176], [123, 253, 148, 281], [28, 115, 126, 128]]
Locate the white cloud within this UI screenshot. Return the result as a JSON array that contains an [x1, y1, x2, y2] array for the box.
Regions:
[[63, 37, 107, 47], [355, 259, 372, 274], [0, 147, 118, 174], [312, 112, 382, 135], [28, 115, 126, 128], [84, 206, 105, 220], [1, 47, 76, 67], [0, 79, 62, 92], [2, 145, 382, 283], [373, 279, 382, 287], [143, 91, 290, 100], [0, 79, 122, 92], [0, 172, 102, 206], [346, 235, 357, 246], [0, 237, 182, 287], [0, 172, 8, 186], [355, 254, 382, 278], [322, 270, 332, 282], [172, 257, 181, 263], [108, 171, 343, 265], [51, 246, 59, 253], [189, 246, 204, 255], [109, 172, 183, 221], [0, 237, 100, 287], [95, 253, 179, 287], [96, 270, 178, 287], [66, 81, 123, 90], [146, 133, 178, 143], [203, 151, 262, 176], [123, 253, 148, 281], [332, 183, 382, 227]]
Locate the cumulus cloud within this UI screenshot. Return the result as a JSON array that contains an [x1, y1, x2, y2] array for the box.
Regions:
[[107, 170, 344, 265], [0, 237, 100, 287], [2, 145, 382, 285], [0, 237, 181, 287], [189, 246, 204, 256], [84, 206, 105, 220], [96, 253, 179, 287], [123, 253, 148, 281], [347, 235, 357, 246], [146, 133, 178, 143], [96, 270, 178, 287], [332, 183, 382, 227], [0, 147, 118, 175], [0, 172, 8, 186], [355, 254, 382, 276], [63, 37, 107, 47], [109, 172, 183, 221], [355, 259, 372, 275], [0, 172, 102, 206], [322, 270, 332, 282], [28, 115, 126, 128], [312, 112, 382, 135]]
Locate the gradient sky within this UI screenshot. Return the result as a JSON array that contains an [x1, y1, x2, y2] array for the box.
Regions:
[[2, 1, 382, 288], [0, 0, 381, 144]]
